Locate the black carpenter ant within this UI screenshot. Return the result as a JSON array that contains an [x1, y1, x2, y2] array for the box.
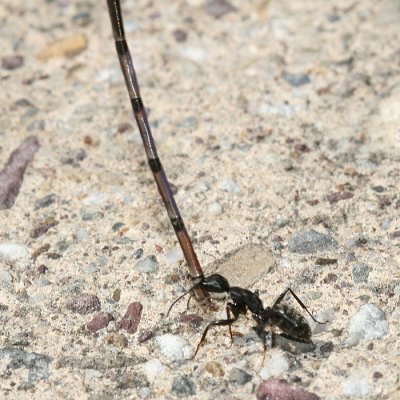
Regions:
[[167, 274, 325, 357]]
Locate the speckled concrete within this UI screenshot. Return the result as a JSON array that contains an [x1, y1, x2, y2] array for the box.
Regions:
[[0, 1, 399, 399]]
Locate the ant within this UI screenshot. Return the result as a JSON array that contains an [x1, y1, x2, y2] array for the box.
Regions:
[[167, 274, 326, 358]]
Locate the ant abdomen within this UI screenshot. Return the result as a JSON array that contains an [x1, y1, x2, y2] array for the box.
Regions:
[[268, 304, 312, 343]]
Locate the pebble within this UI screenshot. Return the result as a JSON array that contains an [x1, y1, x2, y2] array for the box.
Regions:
[[75, 228, 89, 241], [0, 270, 13, 289], [30, 217, 59, 238], [112, 222, 125, 232], [345, 304, 389, 346], [105, 333, 128, 348], [164, 247, 184, 266], [0, 348, 53, 383], [0, 243, 29, 263], [34, 194, 57, 210], [142, 358, 165, 379], [287, 229, 338, 254], [171, 375, 196, 398], [219, 179, 240, 194], [135, 255, 159, 273], [87, 312, 113, 333], [133, 248, 144, 259], [155, 334, 193, 362], [352, 263, 372, 283], [205, 361, 224, 377], [27, 120, 45, 131], [204, 0, 237, 19], [81, 211, 104, 221], [36, 33, 87, 60], [82, 192, 106, 206], [2, 55, 24, 70], [119, 302, 143, 334], [275, 214, 289, 228], [229, 368, 252, 385], [208, 201, 222, 215], [342, 372, 369, 397], [66, 294, 101, 315], [256, 379, 320, 400], [283, 72, 310, 87], [260, 353, 289, 380], [35, 277, 51, 287]]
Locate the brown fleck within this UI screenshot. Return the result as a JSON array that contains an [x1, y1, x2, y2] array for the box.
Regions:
[[173, 29, 188, 42], [105, 333, 128, 348], [0, 136, 40, 210], [205, 361, 224, 377], [378, 195, 392, 209], [315, 258, 337, 266], [37, 33, 87, 60], [32, 243, 51, 259], [326, 191, 353, 204], [119, 302, 143, 334], [66, 294, 101, 315], [389, 230, 400, 239], [87, 312, 114, 333], [31, 217, 59, 238], [138, 330, 153, 343], [180, 313, 204, 325], [323, 273, 338, 284]]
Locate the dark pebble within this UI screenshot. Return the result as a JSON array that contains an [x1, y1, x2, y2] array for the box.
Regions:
[[0, 136, 40, 210], [117, 122, 133, 133], [66, 294, 101, 315], [133, 248, 144, 259], [37, 265, 48, 274], [378, 195, 392, 209], [204, 0, 236, 19], [87, 312, 114, 333], [112, 222, 125, 232], [288, 229, 338, 254], [32, 243, 51, 259], [273, 334, 316, 354], [171, 375, 196, 398], [173, 29, 187, 42], [60, 148, 87, 165], [315, 258, 337, 265], [323, 273, 338, 284], [373, 371, 383, 380], [283, 72, 310, 87], [320, 341, 334, 354], [180, 313, 204, 325], [113, 288, 121, 302], [326, 191, 353, 204], [390, 230, 400, 239], [120, 302, 143, 334], [14, 98, 33, 108], [138, 330, 154, 343], [257, 379, 320, 400], [229, 368, 252, 385], [27, 120, 45, 131], [31, 217, 59, 238], [371, 185, 385, 193], [2, 55, 24, 70], [34, 194, 57, 210]]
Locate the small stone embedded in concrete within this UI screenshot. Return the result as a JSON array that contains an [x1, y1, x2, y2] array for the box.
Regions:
[[87, 312, 113, 333], [30, 217, 59, 238], [155, 334, 193, 362], [283, 72, 310, 87], [171, 375, 196, 398], [352, 263, 372, 283], [0, 270, 13, 289], [135, 255, 159, 273], [66, 294, 101, 315], [345, 304, 389, 347], [120, 302, 143, 334], [2, 55, 24, 70], [204, 0, 237, 19], [164, 247, 184, 266], [260, 353, 290, 380], [34, 193, 57, 209], [208, 201, 222, 215], [205, 361, 224, 377], [288, 229, 338, 254], [0, 243, 29, 263], [143, 358, 165, 379], [0, 348, 53, 383], [342, 373, 369, 397], [105, 333, 128, 348], [257, 378, 320, 400], [229, 367, 252, 385], [37, 33, 87, 59], [219, 179, 240, 193]]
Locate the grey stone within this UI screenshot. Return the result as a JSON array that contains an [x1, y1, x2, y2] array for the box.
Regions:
[[171, 375, 196, 397], [288, 229, 338, 254]]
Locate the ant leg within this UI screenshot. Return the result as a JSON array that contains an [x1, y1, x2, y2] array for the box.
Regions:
[[273, 288, 326, 324], [167, 282, 200, 316], [193, 303, 239, 358]]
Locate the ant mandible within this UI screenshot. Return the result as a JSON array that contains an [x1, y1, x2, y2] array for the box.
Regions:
[[167, 274, 326, 358]]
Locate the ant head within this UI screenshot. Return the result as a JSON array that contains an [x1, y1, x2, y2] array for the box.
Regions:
[[201, 274, 230, 293]]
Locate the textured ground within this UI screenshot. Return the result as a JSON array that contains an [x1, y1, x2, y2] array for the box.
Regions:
[[0, 0, 399, 399]]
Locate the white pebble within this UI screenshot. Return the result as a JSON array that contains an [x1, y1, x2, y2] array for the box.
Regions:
[[143, 358, 165, 379], [75, 228, 89, 241], [259, 353, 289, 379], [345, 304, 389, 346], [219, 179, 240, 194], [165, 247, 184, 266], [0, 243, 29, 263], [342, 372, 369, 397], [82, 192, 106, 206], [0, 270, 13, 289], [208, 202, 222, 216], [179, 47, 206, 64], [155, 334, 194, 362]]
